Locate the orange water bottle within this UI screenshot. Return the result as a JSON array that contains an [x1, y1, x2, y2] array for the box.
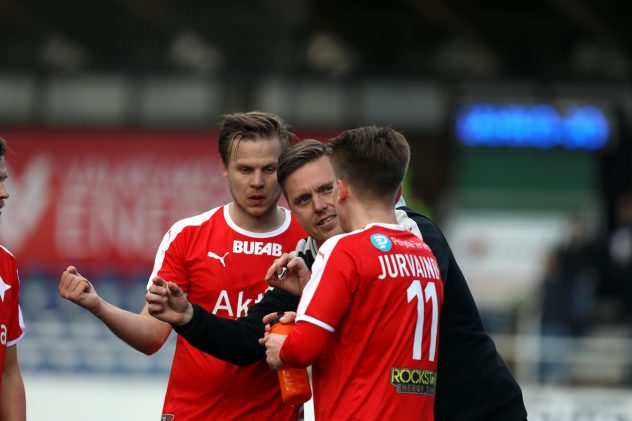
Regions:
[[270, 312, 312, 406]]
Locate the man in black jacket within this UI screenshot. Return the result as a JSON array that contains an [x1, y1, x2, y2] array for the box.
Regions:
[[146, 138, 527, 421]]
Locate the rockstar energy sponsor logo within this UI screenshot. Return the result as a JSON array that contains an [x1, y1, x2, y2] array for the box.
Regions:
[[390, 367, 437, 396]]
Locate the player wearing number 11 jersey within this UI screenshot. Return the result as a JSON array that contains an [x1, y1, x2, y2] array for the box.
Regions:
[[285, 224, 444, 419], [265, 126, 443, 420]]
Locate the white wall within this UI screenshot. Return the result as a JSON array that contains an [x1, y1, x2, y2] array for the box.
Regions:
[[24, 374, 632, 421], [24, 374, 168, 421]]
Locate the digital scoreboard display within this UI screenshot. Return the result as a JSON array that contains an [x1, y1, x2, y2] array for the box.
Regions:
[[455, 103, 610, 150]]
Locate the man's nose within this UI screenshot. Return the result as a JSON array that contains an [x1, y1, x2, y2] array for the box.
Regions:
[[313, 195, 327, 212], [0, 183, 8, 199], [251, 170, 264, 187]]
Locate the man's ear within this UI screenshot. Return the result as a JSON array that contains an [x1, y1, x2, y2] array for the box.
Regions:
[[221, 161, 228, 178], [336, 179, 347, 203]]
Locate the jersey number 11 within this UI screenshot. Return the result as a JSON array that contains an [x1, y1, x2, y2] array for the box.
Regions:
[[407, 280, 439, 362]]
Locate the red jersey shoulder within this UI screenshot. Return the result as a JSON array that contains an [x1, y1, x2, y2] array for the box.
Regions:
[[0, 245, 18, 281], [0, 244, 16, 260], [166, 207, 223, 243]]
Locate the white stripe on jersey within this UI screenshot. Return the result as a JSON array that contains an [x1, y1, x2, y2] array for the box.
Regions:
[[7, 305, 25, 346], [363, 222, 404, 231], [0, 244, 15, 258], [296, 232, 345, 326], [295, 314, 335, 333], [147, 207, 222, 288]]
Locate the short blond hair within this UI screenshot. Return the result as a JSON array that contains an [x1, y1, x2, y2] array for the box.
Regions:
[[218, 111, 292, 165]]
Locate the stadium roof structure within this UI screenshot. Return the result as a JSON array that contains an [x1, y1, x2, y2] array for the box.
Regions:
[[1, 0, 630, 82]]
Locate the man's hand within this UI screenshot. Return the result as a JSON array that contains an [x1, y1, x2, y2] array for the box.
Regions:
[[259, 311, 297, 340], [259, 311, 296, 370], [262, 311, 296, 330], [145, 277, 193, 326], [59, 266, 101, 314], [264, 253, 311, 296], [261, 331, 288, 370]]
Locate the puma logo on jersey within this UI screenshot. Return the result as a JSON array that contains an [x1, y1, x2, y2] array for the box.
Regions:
[[232, 240, 282, 256], [207, 251, 229, 267]]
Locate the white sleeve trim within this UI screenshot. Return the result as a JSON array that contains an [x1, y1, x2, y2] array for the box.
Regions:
[[0, 245, 15, 258], [296, 314, 335, 333], [7, 305, 25, 346], [6, 331, 25, 347]]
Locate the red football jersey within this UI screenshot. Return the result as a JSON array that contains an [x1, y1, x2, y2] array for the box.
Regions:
[[294, 223, 444, 420], [149, 205, 305, 421], [0, 245, 25, 391]]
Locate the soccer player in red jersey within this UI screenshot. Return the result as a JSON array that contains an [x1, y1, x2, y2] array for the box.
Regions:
[[0, 137, 26, 420], [58, 112, 305, 421], [264, 126, 444, 420]]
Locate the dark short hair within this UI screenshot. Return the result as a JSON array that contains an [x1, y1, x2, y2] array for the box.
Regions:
[[277, 139, 331, 189], [218, 111, 292, 165], [0, 137, 5, 157], [329, 126, 410, 201]]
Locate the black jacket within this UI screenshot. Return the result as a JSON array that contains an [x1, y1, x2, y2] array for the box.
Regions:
[[174, 207, 527, 421]]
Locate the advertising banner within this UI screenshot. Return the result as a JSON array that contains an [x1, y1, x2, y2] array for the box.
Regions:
[[0, 128, 230, 277]]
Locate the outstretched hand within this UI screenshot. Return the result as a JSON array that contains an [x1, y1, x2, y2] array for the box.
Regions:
[[146, 277, 193, 326], [264, 253, 311, 296], [59, 265, 101, 314]]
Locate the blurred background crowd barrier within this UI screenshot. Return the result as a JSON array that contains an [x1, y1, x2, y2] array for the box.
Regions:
[[1, 1, 632, 420]]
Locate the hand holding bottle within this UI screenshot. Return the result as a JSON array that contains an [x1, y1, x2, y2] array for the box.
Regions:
[[267, 312, 312, 406]]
